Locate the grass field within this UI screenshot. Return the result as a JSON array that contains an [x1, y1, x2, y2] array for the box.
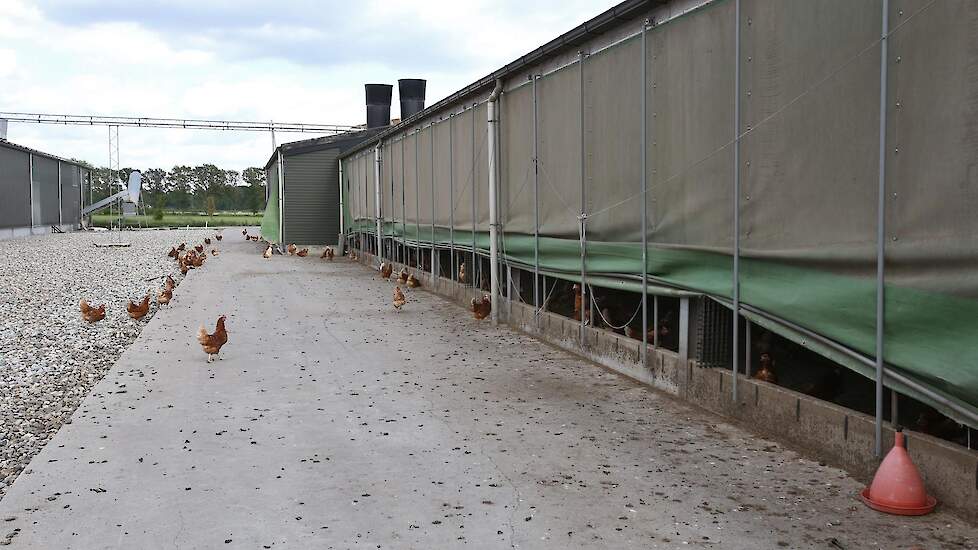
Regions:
[[91, 212, 262, 228]]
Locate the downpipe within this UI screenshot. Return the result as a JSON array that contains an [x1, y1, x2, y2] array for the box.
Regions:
[[487, 78, 503, 325]]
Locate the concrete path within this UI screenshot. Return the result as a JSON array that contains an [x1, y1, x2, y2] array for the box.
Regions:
[[0, 237, 973, 549]]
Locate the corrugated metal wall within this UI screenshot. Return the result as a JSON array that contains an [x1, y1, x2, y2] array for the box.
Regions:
[[59, 162, 80, 227], [0, 146, 31, 228], [31, 155, 60, 225], [282, 147, 341, 245]]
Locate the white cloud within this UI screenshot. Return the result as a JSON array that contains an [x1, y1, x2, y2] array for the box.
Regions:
[[1, 0, 610, 172]]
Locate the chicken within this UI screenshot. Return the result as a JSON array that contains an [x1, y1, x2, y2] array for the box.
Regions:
[[215, 234, 223, 241], [406, 274, 421, 288], [349, 250, 358, 261], [471, 294, 491, 320], [287, 243, 297, 256], [167, 247, 179, 259], [380, 262, 393, 279], [79, 299, 106, 323], [571, 284, 583, 321], [242, 229, 248, 236], [165, 275, 176, 291], [197, 315, 228, 362], [321, 247, 334, 261], [458, 262, 467, 284], [158, 286, 173, 306], [190, 253, 205, 268], [194, 244, 204, 254], [393, 286, 407, 311], [296, 248, 309, 257], [263, 245, 273, 258], [753, 352, 777, 383], [204, 237, 212, 245], [211, 249, 219, 256], [127, 292, 151, 320], [397, 268, 409, 285], [180, 261, 190, 275], [177, 243, 186, 251]]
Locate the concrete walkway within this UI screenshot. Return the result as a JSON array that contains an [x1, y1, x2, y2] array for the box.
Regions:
[[0, 237, 973, 549]]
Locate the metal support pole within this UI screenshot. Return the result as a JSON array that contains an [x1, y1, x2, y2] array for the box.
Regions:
[[641, 21, 650, 366], [891, 390, 899, 426], [430, 123, 437, 281], [745, 320, 752, 377], [731, 0, 742, 403], [875, 0, 890, 458], [653, 295, 659, 348], [401, 137, 406, 267], [415, 130, 421, 269], [532, 75, 541, 319], [449, 115, 455, 282], [471, 105, 477, 289], [579, 50, 588, 346], [29, 154, 34, 227], [679, 297, 690, 363]]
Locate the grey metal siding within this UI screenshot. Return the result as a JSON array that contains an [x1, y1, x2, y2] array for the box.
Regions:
[[60, 162, 80, 227], [32, 155, 60, 225], [282, 148, 340, 245], [0, 146, 31, 228]]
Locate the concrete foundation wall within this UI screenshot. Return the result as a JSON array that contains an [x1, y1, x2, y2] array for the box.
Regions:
[[353, 249, 978, 522], [0, 225, 76, 241]]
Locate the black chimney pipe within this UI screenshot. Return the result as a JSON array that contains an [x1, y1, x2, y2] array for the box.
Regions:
[[365, 84, 393, 129], [398, 79, 426, 120]]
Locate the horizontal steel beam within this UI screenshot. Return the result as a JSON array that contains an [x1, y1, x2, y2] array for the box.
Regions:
[[0, 112, 358, 134]]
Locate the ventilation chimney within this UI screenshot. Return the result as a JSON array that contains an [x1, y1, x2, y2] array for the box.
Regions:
[[398, 79, 426, 120], [365, 84, 393, 129]]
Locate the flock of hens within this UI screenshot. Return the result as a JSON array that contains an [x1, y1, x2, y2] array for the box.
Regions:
[[79, 232, 228, 363], [81, 229, 494, 365]]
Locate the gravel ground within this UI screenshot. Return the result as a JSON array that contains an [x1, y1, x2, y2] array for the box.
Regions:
[[0, 228, 224, 499]]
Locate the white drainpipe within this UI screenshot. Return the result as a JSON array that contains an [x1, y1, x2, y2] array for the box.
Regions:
[[487, 78, 503, 325], [338, 157, 345, 253], [277, 149, 285, 246]]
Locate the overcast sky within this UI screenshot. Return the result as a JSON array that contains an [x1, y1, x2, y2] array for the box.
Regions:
[[0, 0, 607, 173]]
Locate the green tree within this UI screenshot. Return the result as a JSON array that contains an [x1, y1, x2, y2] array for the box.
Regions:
[[152, 195, 166, 220], [206, 195, 216, 217], [242, 167, 267, 214]]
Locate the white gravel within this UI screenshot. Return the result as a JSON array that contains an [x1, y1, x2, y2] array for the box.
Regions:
[[0, 228, 223, 499]]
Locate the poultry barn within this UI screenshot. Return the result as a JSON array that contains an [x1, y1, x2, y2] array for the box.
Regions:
[[260, 80, 424, 247], [339, 0, 978, 512], [0, 138, 91, 240]]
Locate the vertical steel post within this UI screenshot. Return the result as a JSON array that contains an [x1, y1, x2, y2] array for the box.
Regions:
[[578, 50, 588, 346], [653, 295, 659, 348], [732, 0, 742, 403], [431, 123, 437, 280], [471, 105, 477, 289], [875, 0, 890, 458], [401, 137, 406, 267], [415, 129, 421, 269], [57, 162, 63, 225], [641, 20, 650, 367], [745, 320, 752, 377], [533, 75, 541, 319], [449, 114, 455, 282], [679, 297, 690, 363]]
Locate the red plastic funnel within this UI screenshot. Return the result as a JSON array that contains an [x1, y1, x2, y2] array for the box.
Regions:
[[860, 430, 936, 516]]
